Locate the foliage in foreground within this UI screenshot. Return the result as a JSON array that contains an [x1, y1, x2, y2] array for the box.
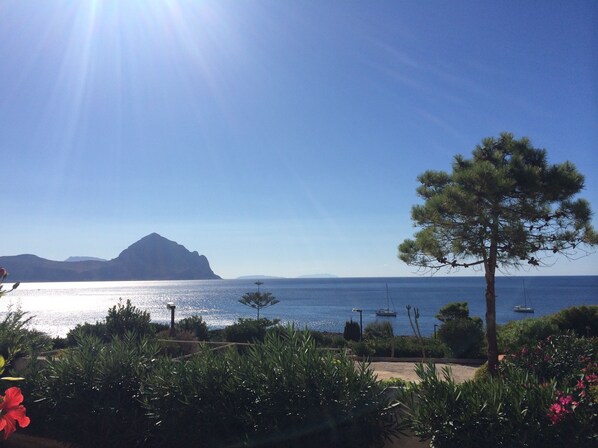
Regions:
[[398, 334, 598, 448], [399, 363, 559, 448], [0, 308, 52, 368], [144, 327, 397, 448], [23, 327, 397, 448], [22, 334, 159, 448]]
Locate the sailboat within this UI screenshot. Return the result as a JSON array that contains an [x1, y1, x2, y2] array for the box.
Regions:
[[376, 284, 397, 317], [513, 280, 535, 313]]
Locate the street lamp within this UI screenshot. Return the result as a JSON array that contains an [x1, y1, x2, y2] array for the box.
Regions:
[[166, 302, 176, 336], [352, 308, 363, 341]]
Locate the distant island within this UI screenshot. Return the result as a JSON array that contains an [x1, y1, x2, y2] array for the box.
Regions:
[[297, 274, 338, 279], [236, 275, 285, 280], [0, 233, 220, 282], [236, 274, 339, 279], [64, 256, 107, 263]]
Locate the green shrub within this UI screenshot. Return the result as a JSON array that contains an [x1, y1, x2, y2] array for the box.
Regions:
[[176, 314, 209, 340], [143, 327, 397, 448], [551, 305, 598, 337], [497, 317, 559, 353], [224, 318, 278, 343], [106, 299, 153, 339], [436, 301, 470, 322], [24, 334, 159, 447], [156, 329, 200, 358], [350, 336, 448, 358], [501, 333, 597, 387], [343, 320, 361, 341], [366, 339, 393, 357], [308, 330, 347, 348], [437, 317, 484, 358], [393, 336, 449, 358], [364, 320, 394, 339], [0, 308, 52, 367], [398, 363, 560, 448], [472, 362, 490, 382], [66, 321, 109, 345], [351, 340, 376, 357], [150, 322, 170, 334]]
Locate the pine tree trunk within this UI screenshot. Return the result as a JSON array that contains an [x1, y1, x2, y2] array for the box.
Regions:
[[484, 266, 499, 374]]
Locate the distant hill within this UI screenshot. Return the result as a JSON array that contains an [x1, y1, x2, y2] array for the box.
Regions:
[[64, 256, 107, 262], [0, 233, 220, 282], [297, 274, 338, 278], [236, 275, 285, 280]]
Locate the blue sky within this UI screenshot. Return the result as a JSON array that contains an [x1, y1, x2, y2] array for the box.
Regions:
[[2, 1, 597, 279]]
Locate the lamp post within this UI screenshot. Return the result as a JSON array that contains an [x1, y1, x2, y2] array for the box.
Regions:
[[166, 302, 176, 336], [352, 308, 363, 341]]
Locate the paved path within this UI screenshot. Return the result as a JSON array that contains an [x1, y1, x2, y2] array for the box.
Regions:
[[370, 361, 479, 383]]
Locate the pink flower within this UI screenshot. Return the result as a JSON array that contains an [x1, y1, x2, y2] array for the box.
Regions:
[[0, 387, 30, 440]]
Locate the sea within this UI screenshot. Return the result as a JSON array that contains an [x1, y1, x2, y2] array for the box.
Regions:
[[1, 276, 597, 338]]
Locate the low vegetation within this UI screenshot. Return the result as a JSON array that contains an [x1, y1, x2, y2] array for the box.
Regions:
[[396, 306, 598, 448], [19, 326, 397, 448], [2, 294, 596, 446]]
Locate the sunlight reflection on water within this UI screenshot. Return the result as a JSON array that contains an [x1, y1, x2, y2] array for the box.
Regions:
[[1, 277, 596, 338]]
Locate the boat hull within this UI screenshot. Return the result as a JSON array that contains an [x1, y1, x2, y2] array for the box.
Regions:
[[513, 306, 534, 313]]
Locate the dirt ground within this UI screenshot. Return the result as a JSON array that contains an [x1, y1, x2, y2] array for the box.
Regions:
[[370, 361, 479, 383]]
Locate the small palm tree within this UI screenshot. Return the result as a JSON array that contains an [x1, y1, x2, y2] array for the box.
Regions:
[[238, 292, 280, 320]]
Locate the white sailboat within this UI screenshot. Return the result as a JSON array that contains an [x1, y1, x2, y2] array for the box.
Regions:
[[513, 280, 534, 313], [376, 284, 397, 317]]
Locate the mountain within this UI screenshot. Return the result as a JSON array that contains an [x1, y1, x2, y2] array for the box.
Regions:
[[0, 233, 220, 282]]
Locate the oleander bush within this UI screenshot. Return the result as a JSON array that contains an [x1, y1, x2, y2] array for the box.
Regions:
[[143, 327, 398, 448], [398, 334, 598, 448], [398, 363, 560, 448], [501, 333, 597, 387], [0, 308, 52, 367], [24, 334, 159, 448]]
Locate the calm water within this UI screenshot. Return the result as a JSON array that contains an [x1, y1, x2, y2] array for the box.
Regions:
[[2, 276, 597, 338]]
